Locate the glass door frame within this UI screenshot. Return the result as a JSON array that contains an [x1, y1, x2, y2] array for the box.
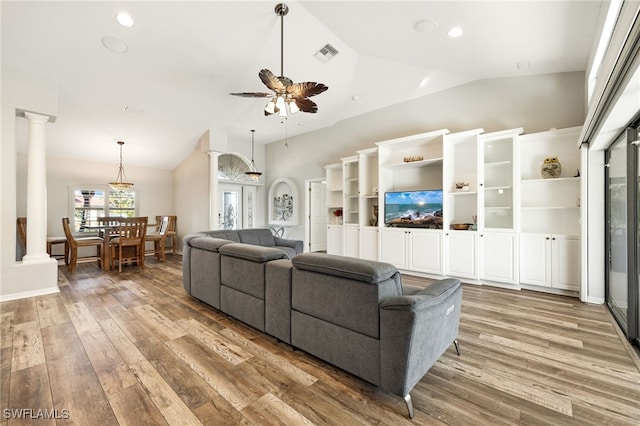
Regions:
[[605, 127, 639, 343]]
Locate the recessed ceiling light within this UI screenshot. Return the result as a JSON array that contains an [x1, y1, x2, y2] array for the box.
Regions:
[[419, 77, 429, 88], [101, 35, 128, 53], [448, 27, 463, 38], [414, 19, 438, 33], [116, 12, 134, 28], [351, 95, 360, 101]]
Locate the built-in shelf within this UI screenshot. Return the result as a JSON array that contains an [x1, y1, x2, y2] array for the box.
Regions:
[[521, 177, 580, 183], [361, 195, 379, 199], [485, 206, 512, 210], [451, 191, 478, 195], [521, 206, 580, 210], [382, 157, 444, 169], [484, 160, 512, 168], [484, 186, 512, 191]]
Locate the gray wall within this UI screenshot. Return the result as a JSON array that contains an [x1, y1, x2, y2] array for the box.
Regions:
[[265, 72, 586, 240]]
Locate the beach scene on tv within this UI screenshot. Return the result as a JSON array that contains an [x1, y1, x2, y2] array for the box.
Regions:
[[384, 190, 444, 228]]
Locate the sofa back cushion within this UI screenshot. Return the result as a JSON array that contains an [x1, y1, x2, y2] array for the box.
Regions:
[[203, 230, 241, 242], [292, 253, 399, 283], [238, 229, 276, 247], [291, 254, 402, 339], [187, 236, 233, 253]]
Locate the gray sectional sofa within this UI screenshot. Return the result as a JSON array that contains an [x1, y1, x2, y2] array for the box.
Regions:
[[182, 230, 462, 418]]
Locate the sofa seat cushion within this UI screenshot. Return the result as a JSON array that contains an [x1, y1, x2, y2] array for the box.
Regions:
[[187, 237, 233, 252], [238, 229, 276, 247], [219, 243, 287, 263], [292, 253, 398, 283]]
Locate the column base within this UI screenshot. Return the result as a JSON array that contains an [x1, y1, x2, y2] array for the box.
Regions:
[[22, 253, 55, 264]]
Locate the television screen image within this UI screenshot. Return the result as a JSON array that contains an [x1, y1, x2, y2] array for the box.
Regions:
[[384, 190, 443, 228]]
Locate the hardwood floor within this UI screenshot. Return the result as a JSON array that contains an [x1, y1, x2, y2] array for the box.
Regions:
[[1, 256, 639, 425]]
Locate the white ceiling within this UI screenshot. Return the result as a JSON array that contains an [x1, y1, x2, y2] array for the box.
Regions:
[[2, 1, 605, 170]]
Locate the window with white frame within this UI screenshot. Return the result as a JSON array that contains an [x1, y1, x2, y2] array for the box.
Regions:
[[70, 185, 137, 233]]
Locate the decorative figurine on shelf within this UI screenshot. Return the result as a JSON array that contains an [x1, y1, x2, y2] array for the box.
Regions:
[[369, 205, 379, 226], [455, 181, 470, 191], [332, 208, 343, 225], [541, 156, 562, 179]]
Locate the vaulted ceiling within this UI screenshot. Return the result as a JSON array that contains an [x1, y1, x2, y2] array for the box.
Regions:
[[2, 1, 605, 169]]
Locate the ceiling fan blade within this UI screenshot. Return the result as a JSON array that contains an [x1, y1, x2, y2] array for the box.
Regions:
[[287, 82, 328, 98], [229, 92, 273, 98], [294, 98, 319, 113], [259, 69, 286, 92]]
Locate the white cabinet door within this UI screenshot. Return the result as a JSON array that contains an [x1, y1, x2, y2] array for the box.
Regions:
[[343, 226, 360, 258], [551, 235, 580, 290], [480, 232, 517, 283], [519, 233, 551, 287], [380, 228, 407, 268], [408, 230, 443, 274], [327, 225, 344, 255], [445, 231, 477, 279], [360, 227, 379, 261]]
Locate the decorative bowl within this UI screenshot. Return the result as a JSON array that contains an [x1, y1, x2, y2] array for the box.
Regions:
[[451, 223, 472, 230]]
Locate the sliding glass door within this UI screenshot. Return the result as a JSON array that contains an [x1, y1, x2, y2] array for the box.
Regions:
[[606, 135, 628, 331], [605, 128, 639, 343]]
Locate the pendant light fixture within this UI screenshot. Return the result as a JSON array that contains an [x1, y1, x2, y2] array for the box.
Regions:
[[109, 141, 134, 191], [245, 129, 262, 180]]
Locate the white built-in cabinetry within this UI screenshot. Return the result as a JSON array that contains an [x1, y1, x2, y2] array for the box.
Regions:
[[324, 126, 583, 296], [518, 127, 582, 291]]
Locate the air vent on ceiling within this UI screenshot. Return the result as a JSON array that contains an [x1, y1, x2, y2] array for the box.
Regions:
[[313, 43, 339, 64]]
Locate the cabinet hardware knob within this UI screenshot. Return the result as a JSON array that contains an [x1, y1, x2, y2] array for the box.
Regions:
[[546, 237, 550, 240]]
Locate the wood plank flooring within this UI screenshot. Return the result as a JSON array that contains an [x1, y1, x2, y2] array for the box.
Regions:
[[1, 256, 639, 425]]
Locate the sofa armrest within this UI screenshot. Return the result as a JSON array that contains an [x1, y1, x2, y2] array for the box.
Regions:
[[274, 236, 303, 254], [379, 278, 462, 397]]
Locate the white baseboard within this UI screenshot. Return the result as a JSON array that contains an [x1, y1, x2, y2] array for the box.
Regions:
[[0, 286, 59, 302]]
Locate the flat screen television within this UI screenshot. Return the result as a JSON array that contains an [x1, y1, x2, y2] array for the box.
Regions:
[[384, 190, 443, 228]]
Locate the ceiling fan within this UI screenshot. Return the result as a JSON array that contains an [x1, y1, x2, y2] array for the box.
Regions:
[[230, 3, 328, 117]]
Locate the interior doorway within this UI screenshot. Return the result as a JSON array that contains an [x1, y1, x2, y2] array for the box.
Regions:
[[305, 178, 327, 252]]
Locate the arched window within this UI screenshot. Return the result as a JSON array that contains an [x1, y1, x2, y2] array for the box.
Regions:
[[217, 153, 254, 182]]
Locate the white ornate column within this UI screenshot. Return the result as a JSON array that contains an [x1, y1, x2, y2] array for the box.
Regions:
[[22, 112, 52, 263], [208, 151, 221, 229]]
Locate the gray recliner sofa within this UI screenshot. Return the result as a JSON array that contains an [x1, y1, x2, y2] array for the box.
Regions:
[[182, 233, 461, 418]]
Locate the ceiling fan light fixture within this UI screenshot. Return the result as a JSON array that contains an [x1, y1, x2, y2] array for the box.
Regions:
[[265, 100, 276, 114], [230, 3, 328, 116]]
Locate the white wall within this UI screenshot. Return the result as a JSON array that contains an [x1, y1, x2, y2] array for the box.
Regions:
[[22, 154, 175, 246], [265, 72, 587, 241], [173, 134, 267, 242]]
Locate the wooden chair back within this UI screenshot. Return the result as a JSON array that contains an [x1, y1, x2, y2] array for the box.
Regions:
[[97, 216, 121, 238], [17, 217, 27, 250], [156, 215, 178, 255], [117, 217, 148, 244], [61, 217, 77, 248]]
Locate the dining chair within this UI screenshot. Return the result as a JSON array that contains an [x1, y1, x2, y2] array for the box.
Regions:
[[145, 216, 170, 261], [110, 217, 148, 272], [18, 217, 69, 264], [61, 217, 103, 273], [154, 215, 177, 256]]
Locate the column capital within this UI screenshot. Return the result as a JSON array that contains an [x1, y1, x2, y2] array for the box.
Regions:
[[17, 109, 56, 123]]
